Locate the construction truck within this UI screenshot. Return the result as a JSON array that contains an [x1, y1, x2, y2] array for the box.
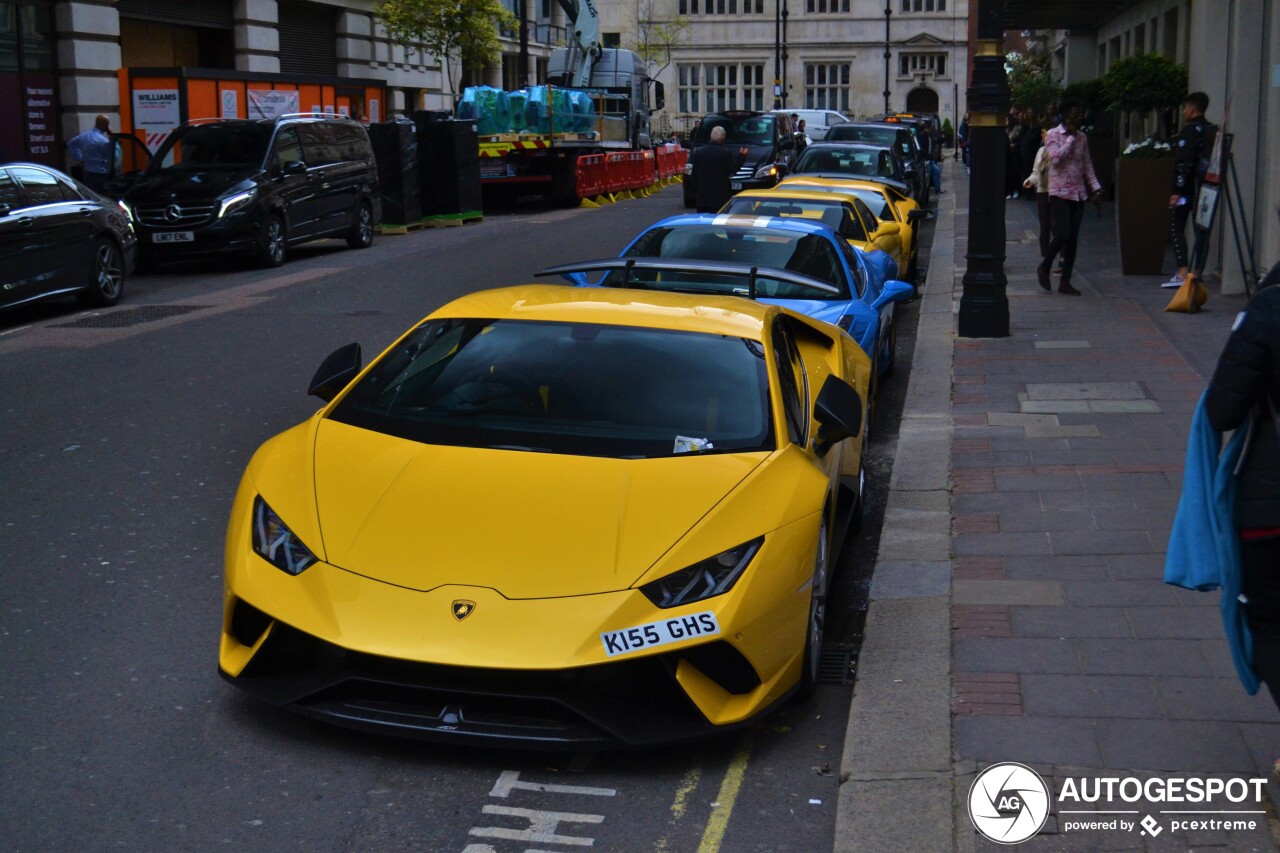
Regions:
[[471, 0, 665, 203]]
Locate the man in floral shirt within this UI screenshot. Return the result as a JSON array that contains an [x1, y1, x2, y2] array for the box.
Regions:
[[1038, 99, 1102, 295]]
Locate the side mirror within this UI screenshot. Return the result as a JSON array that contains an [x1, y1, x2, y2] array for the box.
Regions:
[[773, 162, 789, 177], [907, 208, 926, 222], [308, 342, 362, 402], [813, 374, 863, 456], [871, 279, 914, 310], [282, 160, 308, 176], [874, 222, 901, 237]]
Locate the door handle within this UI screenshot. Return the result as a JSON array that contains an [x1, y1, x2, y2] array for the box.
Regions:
[[18, 217, 33, 227], [79, 208, 93, 216]]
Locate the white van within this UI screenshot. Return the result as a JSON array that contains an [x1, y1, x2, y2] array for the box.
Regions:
[[771, 108, 850, 141]]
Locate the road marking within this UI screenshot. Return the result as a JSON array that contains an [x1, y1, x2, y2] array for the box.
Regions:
[[670, 766, 701, 820], [696, 733, 755, 853], [470, 804, 604, 847], [490, 769, 616, 799]]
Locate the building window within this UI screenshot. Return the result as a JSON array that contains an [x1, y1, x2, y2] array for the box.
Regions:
[[602, 32, 621, 48], [678, 0, 763, 14], [900, 0, 945, 10], [678, 63, 766, 113], [806, 0, 850, 11], [898, 52, 947, 78], [804, 63, 849, 111]]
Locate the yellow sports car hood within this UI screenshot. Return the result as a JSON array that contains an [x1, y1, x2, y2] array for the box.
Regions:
[[312, 420, 766, 598]]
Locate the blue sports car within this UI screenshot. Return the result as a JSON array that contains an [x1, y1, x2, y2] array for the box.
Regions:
[[558, 213, 912, 382]]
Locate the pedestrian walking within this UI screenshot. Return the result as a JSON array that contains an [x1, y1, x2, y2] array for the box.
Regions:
[[1018, 108, 1042, 198], [1022, 121, 1052, 259], [1164, 91, 1216, 288], [66, 114, 113, 193], [1005, 107, 1026, 198], [958, 113, 970, 171], [689, 125, 748, 213], [1203, 265, 1280, 778], [1037, 99, 1102, 296]]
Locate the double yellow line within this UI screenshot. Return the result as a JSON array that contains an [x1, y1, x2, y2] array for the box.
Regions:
[[655, 732, 757, 853]]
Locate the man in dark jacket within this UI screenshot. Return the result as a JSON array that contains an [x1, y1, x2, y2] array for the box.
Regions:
[[689, 126, 748, 212], [1205, 272, 1280, 718], [1166, 92, 1215, 286]]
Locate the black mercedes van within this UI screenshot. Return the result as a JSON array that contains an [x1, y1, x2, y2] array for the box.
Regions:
[[683, 110, 796, 208], [118, 114, 380, 270]]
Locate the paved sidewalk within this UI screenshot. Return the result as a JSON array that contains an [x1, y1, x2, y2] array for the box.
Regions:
[[836, 159, 1280, 852]]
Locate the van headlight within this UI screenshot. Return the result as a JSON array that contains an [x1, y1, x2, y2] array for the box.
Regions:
[[753, 163, 779, 181], [218, 189, 257, 219]]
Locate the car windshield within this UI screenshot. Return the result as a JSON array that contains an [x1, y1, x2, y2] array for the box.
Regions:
[[829, 126, 914, 158], [328, 319, 774, 459], [780, 182, 895, 222], [616, 224, 850, 300], [793, 146, 897, 179], [149, 124, 272, 172], [699, 115, 775, 146], [722, 197, 867, 242]]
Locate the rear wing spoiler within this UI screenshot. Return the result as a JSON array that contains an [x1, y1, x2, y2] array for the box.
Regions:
[[535, 257, 841, 300]]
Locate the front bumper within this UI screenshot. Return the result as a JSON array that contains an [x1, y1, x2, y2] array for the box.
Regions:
[[135, 213, 263, 261], [221, 613, 776, 748]]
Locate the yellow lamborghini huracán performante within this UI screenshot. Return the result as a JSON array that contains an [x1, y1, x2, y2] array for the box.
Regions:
[[220, 280, 870, 747]]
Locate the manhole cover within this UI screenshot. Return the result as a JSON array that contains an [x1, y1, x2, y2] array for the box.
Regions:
[[817, 642, 859, 685], [54, 305, 210, 328]]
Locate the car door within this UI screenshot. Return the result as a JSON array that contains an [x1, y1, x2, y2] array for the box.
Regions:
[[268, 126, 317, 240], [296, 122, 349, 236], [853, 195, 901, 268], [9, 166, 95, 296], [0, 169, 36, 306]]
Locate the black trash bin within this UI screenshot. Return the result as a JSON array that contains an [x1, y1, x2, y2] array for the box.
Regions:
[[367, 119, 422, 228], [411, 111, 482, 219]]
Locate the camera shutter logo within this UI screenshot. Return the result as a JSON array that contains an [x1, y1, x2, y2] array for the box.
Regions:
[[968, 762, 1051, 844]]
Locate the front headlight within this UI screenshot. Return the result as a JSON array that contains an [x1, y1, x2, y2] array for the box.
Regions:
[[753, 163, 779, 180], [252, 496, 317, 575], [218, 189, 257, 219], [640, 538, 763, 608]]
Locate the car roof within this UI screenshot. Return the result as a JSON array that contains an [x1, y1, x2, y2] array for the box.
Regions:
[[731, 187, 862, 206], [646, 211, 837, 237], [428, 283, 774, 340]]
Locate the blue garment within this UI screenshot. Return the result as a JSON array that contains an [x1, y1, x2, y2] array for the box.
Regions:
[[67, 128, 111, 175], [929, 160, 941, 192], [1164, 392, 1258, 693]]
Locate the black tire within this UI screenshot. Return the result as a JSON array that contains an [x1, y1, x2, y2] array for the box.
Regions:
[[796, 515, 832, 700], [346, 200, 374, 250], [882, 313, 898, 378], [259, 214, 286, 268], [77, 237, 124, 307]]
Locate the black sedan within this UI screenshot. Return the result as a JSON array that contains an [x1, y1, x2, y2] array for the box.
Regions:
[[0, 162, 136, 312], [788, 142, 917, 202]]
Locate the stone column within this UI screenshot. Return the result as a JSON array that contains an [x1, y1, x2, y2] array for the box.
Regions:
[[55, 2, 122, 153], [336, 11, 374, 78], [234, 0, 279, 73]]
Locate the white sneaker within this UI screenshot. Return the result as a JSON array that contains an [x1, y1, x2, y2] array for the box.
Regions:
[[1161, 274, 1185, 289]]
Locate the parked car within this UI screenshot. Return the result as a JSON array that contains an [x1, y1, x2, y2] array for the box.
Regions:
[[116, 114, 380, 271], [771, 108, 851, 142], [220, 284, 870, 746], [564, 212, 913, 387], [777, 175, 927, 280], [825, 122, 929, 204], [0, 162, 136, 312], [788, 142, 916, 202], [683, 110, 796, 207], [720, 186, 906, 279]]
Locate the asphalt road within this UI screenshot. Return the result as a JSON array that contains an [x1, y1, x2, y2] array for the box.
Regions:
[[0, 186, 930, 853]]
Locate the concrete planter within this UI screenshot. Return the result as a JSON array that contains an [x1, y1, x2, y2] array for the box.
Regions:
[[1115, 156, 1173, 275]]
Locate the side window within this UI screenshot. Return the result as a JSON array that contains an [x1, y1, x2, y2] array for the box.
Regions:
[[851, 198, 877, 236], [770, 319, 809, 447], [842, 202, 868, 241], [835, 238, 867, 299], [57, 176, 85, 201], [788, 235, 843, 288], [297, 123, 343, 166], [338, 124, 372, 161], [10, 167, 65, 205], [0, 170, 22, 209], [272, 128, 304, 168]]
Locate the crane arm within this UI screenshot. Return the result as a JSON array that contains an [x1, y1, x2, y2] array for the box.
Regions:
[[555, 0, 602, 87]]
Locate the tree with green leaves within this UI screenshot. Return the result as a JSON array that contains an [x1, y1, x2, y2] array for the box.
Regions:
[[378, 0, 518, 98], [1101, 53, 1187, 138], [630, 0, 689, 81], [1005, 51, 1063, 120]]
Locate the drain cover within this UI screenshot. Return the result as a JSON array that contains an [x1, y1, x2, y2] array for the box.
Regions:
[[817, 642, 859, 685], [55, 305, 210, 328]]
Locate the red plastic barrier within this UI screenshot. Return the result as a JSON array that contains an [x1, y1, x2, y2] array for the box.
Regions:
[[604, 152, 628, 193], [575, 153, 605, 198]]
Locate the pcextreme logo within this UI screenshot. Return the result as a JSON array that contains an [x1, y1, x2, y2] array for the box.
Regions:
[[968, 762, 1051, 844], [967, 763, 1270, 844]]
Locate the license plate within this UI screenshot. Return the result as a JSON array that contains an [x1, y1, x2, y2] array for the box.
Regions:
[[153, 231, 193, 243], [600, 611, 720, 658], [730, 182, 742, 191]]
